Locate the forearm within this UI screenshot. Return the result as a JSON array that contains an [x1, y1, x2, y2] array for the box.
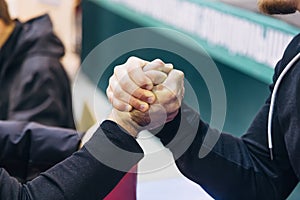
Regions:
[[175, 127, 273, 200], [0, 120, 143, 200], [156, 104, 296, 199]]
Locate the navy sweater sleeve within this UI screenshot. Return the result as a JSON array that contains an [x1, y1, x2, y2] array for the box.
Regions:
[[155, 103, 298, 199], [155, 33, 300, 199], [5, 17, 75, 129], [0, 120, 143, 200], [8, 55, 76, 129], [0, 121, 80, 182]]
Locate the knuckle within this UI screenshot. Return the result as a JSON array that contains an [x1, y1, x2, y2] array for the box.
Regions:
[[127, 63, 137, 72], [132, 88, 144, 99], [112, 100, 120, 110], [122, 81, 134, 94], [114, 86, 123, 99], [108, 76, 114, 87], [107, 95, 112, 104], [112, 98, 127, 111], [111, 98, 118, 108], [113, 83, 123, 98], [129, 97, 140, 108], [114, 65, 125, 77], [166, 90, 177, 100], [128, 56, 138, 62], [127, 56, 139, 64], [114, 65, 121, 73], [175, 69, 184, 78], [130, 96, 147, 109], [153, 58, 164, 65], [106, 87, 111, 98], [166, 63, 174, 69]]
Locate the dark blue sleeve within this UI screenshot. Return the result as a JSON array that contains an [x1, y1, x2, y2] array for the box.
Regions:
[[155, 102, 298, 200], [0, 121, 80, 182], [154, 35, 300, 199], [8, 55, 75, 129], [0, 120, 143, 200]]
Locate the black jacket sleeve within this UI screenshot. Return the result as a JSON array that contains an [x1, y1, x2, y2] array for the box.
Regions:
[[0, 120, 143, 200], [154, 34, 300, 200], [155, 103, 298, 200], [8, 55, 75, 129], [0, 121, 80, 182]]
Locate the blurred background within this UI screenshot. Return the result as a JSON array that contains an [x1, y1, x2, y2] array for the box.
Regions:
[[5, 0, 300, 199]]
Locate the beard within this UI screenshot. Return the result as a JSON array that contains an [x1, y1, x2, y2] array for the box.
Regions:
[[258, 0, 297, 14]]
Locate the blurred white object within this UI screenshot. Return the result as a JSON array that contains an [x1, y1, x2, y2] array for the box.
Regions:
[[6, 0, 79, 78], [6, 0, 18, 17], [38, 0, 61, 6]]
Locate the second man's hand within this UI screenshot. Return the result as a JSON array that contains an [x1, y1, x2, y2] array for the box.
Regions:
[[106, 56, 173, 112], [107, 57, 184, 137]]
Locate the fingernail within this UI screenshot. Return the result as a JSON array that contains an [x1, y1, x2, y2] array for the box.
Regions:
[[147, 96, 155, 103], [139, 103, 148, 112], [126, 105, 132, 111], [153, 59, 164, 64], [165, 63, 173, 69]]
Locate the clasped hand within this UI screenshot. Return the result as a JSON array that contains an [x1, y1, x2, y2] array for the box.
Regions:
[[107, 57, 185, 137]]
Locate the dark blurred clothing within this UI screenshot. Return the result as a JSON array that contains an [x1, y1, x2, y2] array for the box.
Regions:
[[0, 120, 143, 200], [154, 33, 300, 200], [0, 121, 80, 183], [0, 14, 75, 129]]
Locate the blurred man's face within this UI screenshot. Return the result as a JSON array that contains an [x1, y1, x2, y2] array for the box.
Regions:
[[258, 0, 297, 14]]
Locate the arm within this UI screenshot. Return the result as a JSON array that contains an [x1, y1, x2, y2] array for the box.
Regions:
[[155, 55, 300, 199], [107, 56, 298, 199], [149, 56, 298, 199], [0, 120, 143, 200], [8, 56, 75, 129], [0, 121, 81, 182], [155, 103, 297, 199]]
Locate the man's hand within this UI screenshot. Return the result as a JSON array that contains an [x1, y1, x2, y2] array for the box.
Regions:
[[106, 56, 173, 112], [130, 69, 184, 127], [106, 57, 184, 137], [108, 69, 184, 137]]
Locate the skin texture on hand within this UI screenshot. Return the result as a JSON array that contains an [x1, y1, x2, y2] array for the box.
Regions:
[[131, 69, 184, 127], [106, 57, 173, 112], [108, 69, 184, 137], [107, 57, 184, 137], [107, 109, 141, 138]]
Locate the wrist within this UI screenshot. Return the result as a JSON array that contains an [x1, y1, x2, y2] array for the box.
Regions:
[[107, 109, 141, 138]]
